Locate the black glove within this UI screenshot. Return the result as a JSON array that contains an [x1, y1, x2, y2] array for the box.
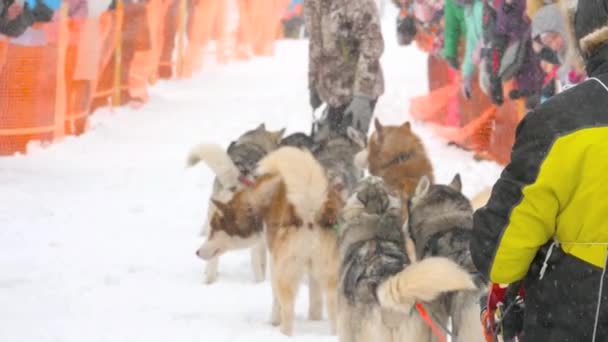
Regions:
[[446, 56, 460, 71], [310, 87, 322, 111], [489, 75, 504, 105], [344, 96, 374, 134]]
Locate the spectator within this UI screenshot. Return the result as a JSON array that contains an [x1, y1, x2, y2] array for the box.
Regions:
[[0, 0, 35, 38], [282, 0, 303, 39], [443, 0, 465, 70], [304, 0, 384, 134], [480, 0, 543, 109], [458, 0, 483, 99], [472, 2, 608, 340]]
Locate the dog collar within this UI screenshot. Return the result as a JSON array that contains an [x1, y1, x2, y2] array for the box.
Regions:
[[238, 175, 255, 187], [381, 152, 413, 170]]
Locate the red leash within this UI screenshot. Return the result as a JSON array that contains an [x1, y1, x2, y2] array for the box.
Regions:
[[415, 303, 447, 342]]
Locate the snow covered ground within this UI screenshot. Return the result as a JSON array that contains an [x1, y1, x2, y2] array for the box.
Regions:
[[0, 11, 502, 342]]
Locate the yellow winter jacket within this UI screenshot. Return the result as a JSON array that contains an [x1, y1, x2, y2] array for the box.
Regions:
[[471, 74, 608, 284]]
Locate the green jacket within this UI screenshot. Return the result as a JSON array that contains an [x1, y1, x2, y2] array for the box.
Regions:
[[443, 0, 466, 60], [462, 0, 483, 79]]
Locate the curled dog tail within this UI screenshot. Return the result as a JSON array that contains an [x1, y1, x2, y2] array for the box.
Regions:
[[256, 146, 328, 219], [377, 257, 476, 311], [187, 143, 240, 189]]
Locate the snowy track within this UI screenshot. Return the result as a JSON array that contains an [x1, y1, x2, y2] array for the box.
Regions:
[[0, 24, 502, 342]]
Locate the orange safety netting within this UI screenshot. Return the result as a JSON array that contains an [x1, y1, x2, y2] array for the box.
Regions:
[[410, 54, 526, 165], [1, 0, 286, 156]]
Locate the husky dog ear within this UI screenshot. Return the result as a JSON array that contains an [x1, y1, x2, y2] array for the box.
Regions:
[[415, 176, 431, 197], [401, 121, 411, 131], [211, 199, 231, 216], [374, 118, 384, 141], [449, 174, 462, 192], [270, 128, 286, 144], [347, 126, 367, 149], [256, 123, 267, 132]]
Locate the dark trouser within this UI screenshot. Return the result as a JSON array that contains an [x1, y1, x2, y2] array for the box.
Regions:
[[326, 99, 377, 134], [522, 245, 608, 341]]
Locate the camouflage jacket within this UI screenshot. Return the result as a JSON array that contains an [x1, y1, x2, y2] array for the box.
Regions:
[[304, 0, 384, 108]]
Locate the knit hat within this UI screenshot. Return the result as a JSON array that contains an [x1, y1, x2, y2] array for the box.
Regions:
[[570, 0, 608, 57], [531, 4, 567, 41]]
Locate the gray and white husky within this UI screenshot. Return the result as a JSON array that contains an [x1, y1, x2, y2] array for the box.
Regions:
[[405, 174, 487, 341], [312, 115, 368, 200], [337, 176, 478, 342]]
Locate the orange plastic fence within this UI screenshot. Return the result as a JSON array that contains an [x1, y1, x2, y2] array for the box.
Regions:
[[0, 0, 286, 156], [410, 57, 526, 165]]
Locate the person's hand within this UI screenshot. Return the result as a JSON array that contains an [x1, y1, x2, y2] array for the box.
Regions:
[[344, 95, 373, 133], [309, 87, 322, 111]]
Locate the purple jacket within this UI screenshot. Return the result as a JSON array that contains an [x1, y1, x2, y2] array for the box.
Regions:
[[493, 0, 528, 40], [487, 0, 543, 96]]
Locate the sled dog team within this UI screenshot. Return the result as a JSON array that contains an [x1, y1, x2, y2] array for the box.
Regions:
[[189, 120, 491, 341]]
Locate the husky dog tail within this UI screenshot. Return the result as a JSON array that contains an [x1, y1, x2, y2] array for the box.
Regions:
[[256, 146, 328, 220], [471, 187, 492, 210], [377, 257, 476, 311], [187, 144, 240, 189]]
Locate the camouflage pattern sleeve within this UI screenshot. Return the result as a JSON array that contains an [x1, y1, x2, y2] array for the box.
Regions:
[[352, 0, 384, 98], [303, 0, 321, 90]]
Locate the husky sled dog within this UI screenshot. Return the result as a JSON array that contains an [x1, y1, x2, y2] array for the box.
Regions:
[[337, 176, 478, 342], [207, 146, 344, 336], [355, 119, 434, 202], [311, 113, 367, 199], [189, 123, 284, 284], [405, 175, 487, 341], [280, 132, 315, 151]]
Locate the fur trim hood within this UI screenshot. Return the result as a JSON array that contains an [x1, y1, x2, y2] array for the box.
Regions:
[[560, 0, 585, 72]]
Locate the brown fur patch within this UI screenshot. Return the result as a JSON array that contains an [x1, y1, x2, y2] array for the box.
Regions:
[[368, 120, 434, 201], [209, 175, 290, 239], [317, 189, 345, 229]]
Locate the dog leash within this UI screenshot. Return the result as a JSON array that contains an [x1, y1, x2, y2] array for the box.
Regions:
[[413, 302, 449, 342]]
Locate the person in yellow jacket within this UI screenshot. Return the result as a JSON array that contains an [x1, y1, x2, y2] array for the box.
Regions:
[[471, 1, 608, 341]]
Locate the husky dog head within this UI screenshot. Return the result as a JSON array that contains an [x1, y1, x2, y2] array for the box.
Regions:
[[236, 123, 285, 153], [406, 174, 474, 259], [409, 174, 470, 216], [280, 132, 315, 151], [227, 124, 286, 177], [358, 119, 434, 199], [196, 175, 281, 260], [339, 177, 403, 238]]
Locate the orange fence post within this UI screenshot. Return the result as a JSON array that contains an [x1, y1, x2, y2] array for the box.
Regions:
[[176, 0, 187, 78], [53, 2, 69, 141], [112, 0, 124, 107]]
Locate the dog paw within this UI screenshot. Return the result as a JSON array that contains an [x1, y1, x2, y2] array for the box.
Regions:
[[254, 274, 266, 283], [270, 316, 281, 327], [279, 324, 293, 336], [204, 273, 218, 284]]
